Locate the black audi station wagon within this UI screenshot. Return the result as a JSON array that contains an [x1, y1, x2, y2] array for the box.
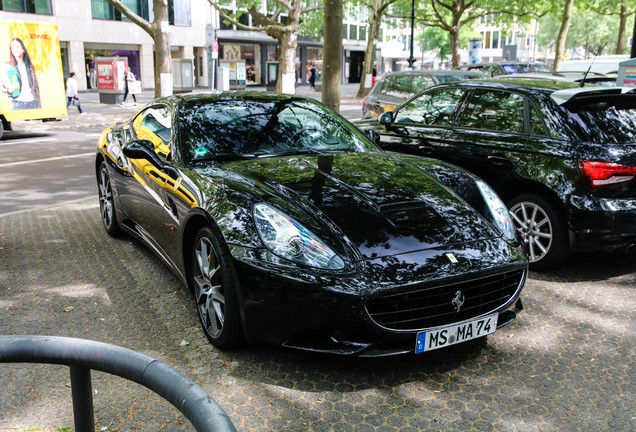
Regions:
[[356, 80, 636, 269]]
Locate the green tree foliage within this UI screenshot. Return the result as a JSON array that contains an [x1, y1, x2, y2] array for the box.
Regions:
[[392, 0, 546, 68], [538, 5, 628, 59], [586, 0, 636, 53], [422, 26, 480, 63]]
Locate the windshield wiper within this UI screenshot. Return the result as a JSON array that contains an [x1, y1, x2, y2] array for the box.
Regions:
[[192, 153, 259, 163], [278, 149, 325, 156]]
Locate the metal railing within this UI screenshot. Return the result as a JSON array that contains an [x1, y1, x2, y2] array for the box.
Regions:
[[0, 335, 236, 432]]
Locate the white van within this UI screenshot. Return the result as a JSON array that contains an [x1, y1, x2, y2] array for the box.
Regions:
[[560, 55, 630, 77]]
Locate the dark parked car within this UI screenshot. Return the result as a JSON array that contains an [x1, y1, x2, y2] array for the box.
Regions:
[[456, 62, 554, 77], [362, 70, 486, 119], [356, 80, 636, 268], [96, 92, 527, 356]]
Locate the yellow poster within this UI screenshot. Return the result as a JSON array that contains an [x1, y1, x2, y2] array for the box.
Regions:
[[0, 21, 67, 121]]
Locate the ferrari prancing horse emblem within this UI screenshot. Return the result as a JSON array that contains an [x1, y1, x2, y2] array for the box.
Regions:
[[452, 290, 465, 312]]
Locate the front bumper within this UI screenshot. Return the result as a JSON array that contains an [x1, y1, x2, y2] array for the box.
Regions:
[[230, 240, 528, 356]]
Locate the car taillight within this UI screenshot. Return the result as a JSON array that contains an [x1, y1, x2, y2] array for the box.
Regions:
[[578, 160, 636, 188]]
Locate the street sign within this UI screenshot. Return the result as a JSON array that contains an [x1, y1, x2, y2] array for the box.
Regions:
[[211, 39, 218, 59], [205, 23, 214, 47]]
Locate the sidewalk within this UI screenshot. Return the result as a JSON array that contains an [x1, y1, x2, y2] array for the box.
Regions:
[[12, 83, 365, 134]]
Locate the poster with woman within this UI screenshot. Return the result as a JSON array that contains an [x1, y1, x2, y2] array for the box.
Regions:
[[0, 21, 66, 119], [2, 37, 41, 110]]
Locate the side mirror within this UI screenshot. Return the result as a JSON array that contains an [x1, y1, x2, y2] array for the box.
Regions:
[[379, 111, 394, 126], [123, 139, 165, 170]]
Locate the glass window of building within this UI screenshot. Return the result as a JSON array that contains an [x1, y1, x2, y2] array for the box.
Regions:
[[170, 0, 191, 26], [268, 45, 278, 61], [238, 12, 249, 26], [349, 25, 357, 40], [146, 0, 189, 25], [92, 0, 149, 21], [220, 9, 233, 29], [1, 0, 52, 14], [221, 43, 262, 85]]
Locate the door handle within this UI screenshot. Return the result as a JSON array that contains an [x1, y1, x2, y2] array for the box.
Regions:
[[487, 155, 510, 166], [418, 145, 433, 155]]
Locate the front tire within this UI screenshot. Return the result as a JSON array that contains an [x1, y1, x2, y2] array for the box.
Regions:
[[97, 162, 121, 237], [508, 193, 569, 269], [191, 226, 243, 349]]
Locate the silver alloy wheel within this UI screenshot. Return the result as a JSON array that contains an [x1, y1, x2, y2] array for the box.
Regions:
[[509, 201, 553, 263], [194, 237, 225, 339], [98, 167, 115, 229]]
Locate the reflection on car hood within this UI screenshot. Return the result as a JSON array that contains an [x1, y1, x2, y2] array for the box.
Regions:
[[221, 152, 499, 259]]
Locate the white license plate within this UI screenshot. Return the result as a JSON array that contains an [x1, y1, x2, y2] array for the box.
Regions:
[[415, 314, 498, 353]]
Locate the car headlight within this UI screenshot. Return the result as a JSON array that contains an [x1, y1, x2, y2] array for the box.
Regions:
[[476, 180, 516, 241], [253, 203, 345, 270]]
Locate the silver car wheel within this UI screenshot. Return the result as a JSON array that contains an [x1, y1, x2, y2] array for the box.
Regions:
[[509, 201, 553, 263], [193, 236, 225, 339], [98, 169, 113, 226]]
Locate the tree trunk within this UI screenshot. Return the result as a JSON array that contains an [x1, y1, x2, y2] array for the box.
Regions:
[[449, 27, 461, 68], [616, 4, 628, 54], [277, 31, 298, 94], [355, 8, 381, 99], [553, 0, 574, 72], [323, 0, 344, 111], [153, 0, 172, 97]]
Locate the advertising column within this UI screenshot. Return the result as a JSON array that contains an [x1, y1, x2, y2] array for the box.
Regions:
[[468, 39, 482, 65], [96, 56, 127, 104]]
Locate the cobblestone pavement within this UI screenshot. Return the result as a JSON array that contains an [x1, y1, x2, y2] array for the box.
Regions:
[[0, 198, 634, 432]]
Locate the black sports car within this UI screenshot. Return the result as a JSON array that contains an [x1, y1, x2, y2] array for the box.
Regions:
[[95, 92, 527, 356]]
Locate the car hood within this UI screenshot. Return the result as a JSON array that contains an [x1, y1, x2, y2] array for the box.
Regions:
[[217, 152, 500, 260]]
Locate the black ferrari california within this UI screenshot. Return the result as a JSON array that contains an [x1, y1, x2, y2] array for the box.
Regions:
[[95, 92, 527, 356]]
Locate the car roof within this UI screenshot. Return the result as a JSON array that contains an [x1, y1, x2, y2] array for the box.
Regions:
[[459, 61, 550, 67], [379, 69, 486, 78], [157, 91, 310, 107], [449, 78, 581, 93], [442, 79, 636, 109]]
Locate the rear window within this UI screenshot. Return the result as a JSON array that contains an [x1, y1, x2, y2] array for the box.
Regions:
[[555, 106, 636, 143], [383, 76, 412, 98], [410, 76, 435, 94]]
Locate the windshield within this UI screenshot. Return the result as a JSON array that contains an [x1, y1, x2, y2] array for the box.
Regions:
[[180, 98, 377, 163], [501, 63, 552, 74]]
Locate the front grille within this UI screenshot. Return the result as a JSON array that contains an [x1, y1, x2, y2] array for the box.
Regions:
[[365, 269, 525, 331]]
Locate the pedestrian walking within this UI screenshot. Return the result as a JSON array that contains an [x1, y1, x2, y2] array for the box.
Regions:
[[308, 63, 316, 89], [121, 66, 137, 106], [372, 66, 377, 86], [65, 72, 85, 115]]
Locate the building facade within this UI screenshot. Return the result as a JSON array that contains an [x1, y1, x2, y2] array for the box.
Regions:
[[0, 0, 211, 91]]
